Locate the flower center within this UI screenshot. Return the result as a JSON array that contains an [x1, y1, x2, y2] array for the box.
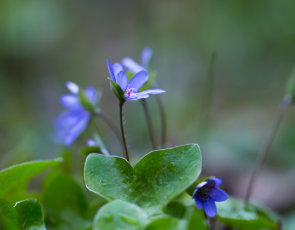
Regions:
[[124, 85, 138, 99], [196, 186, 214, 202]]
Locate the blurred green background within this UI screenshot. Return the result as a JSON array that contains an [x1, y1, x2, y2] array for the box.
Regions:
[[1, 0, 295, 218]]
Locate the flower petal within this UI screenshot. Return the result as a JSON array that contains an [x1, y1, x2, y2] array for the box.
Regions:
[[87, 138, 97, 146], [209, 188, 228, 202], [107, 59, 116, 82], [66, 81, 79, 94], [125, 94, 149, 101], [194, 197, 203, 209], [203, 199, 217, 218], [60, 95, 82, 110], [113, 63, 124, 77], [129, 71, 149, 92], [65, 112, 90, 146], [141, 47, 153, 69], [116, 71, 128, 92], [192, 181, 208, 198], [85, 86, 97, 105], [207, 178, 222, 188], [122, 57, 145, 73], [138, 89, 166, 96]]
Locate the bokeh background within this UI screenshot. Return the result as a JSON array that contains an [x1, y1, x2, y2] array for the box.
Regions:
[[1, 0, 295, 223]]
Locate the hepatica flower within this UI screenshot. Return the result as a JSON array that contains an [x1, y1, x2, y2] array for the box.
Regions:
[[54, 82, 97, 146], [107, 59, 165, 102], [192, 177, 228, 218]]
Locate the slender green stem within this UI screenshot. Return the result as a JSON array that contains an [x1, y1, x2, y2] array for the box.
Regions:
[[153, 82, 167, 148], [203, 211, 211, 230], [96, 108, 123, 147], [245, 96, 291, 204], [141, 99, 157, 149], [119, 102, 129, 161]]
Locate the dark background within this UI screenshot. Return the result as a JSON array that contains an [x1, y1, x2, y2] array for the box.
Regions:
[[1, 0, 295, 223]]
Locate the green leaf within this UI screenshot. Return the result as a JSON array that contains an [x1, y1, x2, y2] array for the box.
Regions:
[[127, 71, 135, 81], [78, 90, 96, 114], [85, 144, 202, 215], [145, 217, 187, 230], [110, 79, 124, 103], [139, 71, 157, 92], [93, 201, 148, 230], [0, 158, 63, 203], [0, 198, 20, 230], [14, 199, 45, 230], [186, 207, 207, 230], [216, 197, 278, 229], [43, 174, 91, 230], [163, 201, 186, 219], [285, 68, 295, 101], [79, 146, 101, 156]]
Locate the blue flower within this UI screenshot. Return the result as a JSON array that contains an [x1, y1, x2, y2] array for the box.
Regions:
[[107, 59, 165, 101], [121, 47, 153, 73], [192, 177, 228, 218], [54, 82, 97, 146]]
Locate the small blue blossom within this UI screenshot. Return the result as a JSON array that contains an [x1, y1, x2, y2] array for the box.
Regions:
[[54, 82, 97, 146], [107, 59, 165, 101], [121, 47, 153, 73], [192, 177, 228, 218]]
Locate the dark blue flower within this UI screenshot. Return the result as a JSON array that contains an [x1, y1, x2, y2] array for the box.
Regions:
[[107, 59, 165, 101], [121, 47, 153, 73], [192, 177, 228, 218], [54, 82, 97, 146]]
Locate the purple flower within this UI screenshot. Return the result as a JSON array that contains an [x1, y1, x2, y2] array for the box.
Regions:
[[121, 47, 153, 73], [54, 82, 97, 146], [192, 177, 228, 218], [107, 59, 165, 101]]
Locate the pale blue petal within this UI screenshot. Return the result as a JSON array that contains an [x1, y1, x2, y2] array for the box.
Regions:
[[60, 95, 82, 110], [195, 197, 203, 209], [207, 178, 222, 188], [129, 71, 149, 92], [203, 199, 217, 218], [116, 71, 128, 92], [87, 138, 97, 146], [85, 86, 97, 104], [66, 81, 79, 94], [125, 94, 149, 101], [113, 63, 124, 77], [107, 59, 116, 82], [209, 188, 228, 202], [138, 89, 166, 96], [141, 47, 153, 69], [122, 57, 145, 73]]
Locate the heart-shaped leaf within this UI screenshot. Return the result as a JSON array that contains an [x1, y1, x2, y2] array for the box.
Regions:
[[217, 197, 278, 230], [145, 217, 187, 230], [14, 199, 45, 230], [85, 144, 202, 215], [0, 158, 63, 203], [0, 198, 20, 230], [93, 201, 148, 230]]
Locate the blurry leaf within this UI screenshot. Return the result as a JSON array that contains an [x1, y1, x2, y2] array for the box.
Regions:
[[139, 71, 157, 92], [79, 90, 95, 114], [164, 201, 186, 219], [0, 198, 20, 229], [79, 146, 101, 156], [126, 71, 135, 81], [85, 144, 202, 215], [109, 79, 124, 103], [216, 197, 278, 229], [43, 174, 91, 230], [0, 158, 63, 203], [285, 68, 295, 101], [186, 207, 207, 230], [14, 199, 45, 230], [145, 217, 187, 230], [93, 201, 148, 230], [93, 132, 110, 156]]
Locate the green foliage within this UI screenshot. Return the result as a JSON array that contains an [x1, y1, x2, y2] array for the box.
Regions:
[[93, 201, 148, 230], [0, 158, 63, 204], [0, 198, 20, 229], [145, 217, 187, 230], [216, 196, 278, 229], [285, 68, 295, 101], [14, 199, 45, 230], [109, 79, 125, 103], [43, 173, 92, 230], [139, 71, 157, 92], [85, 144, 202, 215]]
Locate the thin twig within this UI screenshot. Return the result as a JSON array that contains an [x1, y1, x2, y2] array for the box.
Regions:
[[141, 99, 157, 149], [245, 96, 291, 203], [119, 102, 129, 161]]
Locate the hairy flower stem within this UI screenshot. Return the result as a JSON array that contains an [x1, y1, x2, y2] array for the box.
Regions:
[[245, 96, 292, 204], [153, 82, 167, 148], [95, 109, 123, 147], [141, 99, 157, 149], [119, 102, 129, 162]]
